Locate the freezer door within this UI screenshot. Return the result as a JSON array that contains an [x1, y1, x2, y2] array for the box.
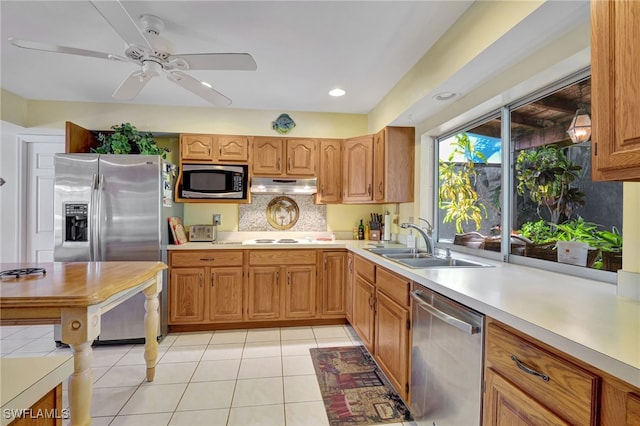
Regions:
[[53, 153, 99, 262], [97, 155, 162, 261]]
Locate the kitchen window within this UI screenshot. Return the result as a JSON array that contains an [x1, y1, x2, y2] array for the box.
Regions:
[[434, 71, 623, 282]]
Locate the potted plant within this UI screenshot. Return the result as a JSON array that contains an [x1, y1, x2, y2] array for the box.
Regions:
[[439, 133, 488, 235], [593, 227, 623, 271], [552, 217, 600, 267], [518, 219, 559, 261], [91, 122, 169, 158], [515, 144, 584, 224]]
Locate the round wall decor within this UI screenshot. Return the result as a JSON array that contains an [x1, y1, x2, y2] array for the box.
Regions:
[[266, 196, 300, 230]]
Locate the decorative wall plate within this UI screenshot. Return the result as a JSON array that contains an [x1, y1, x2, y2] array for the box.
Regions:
[[266, 196, 300, 230], [272, 113, 296, 134]]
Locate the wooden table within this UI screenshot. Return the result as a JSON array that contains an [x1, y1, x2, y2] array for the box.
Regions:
[[0, 261, 167, 426]]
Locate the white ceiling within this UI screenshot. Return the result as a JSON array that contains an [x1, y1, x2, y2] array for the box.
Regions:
[[1, 1, 590, 122]]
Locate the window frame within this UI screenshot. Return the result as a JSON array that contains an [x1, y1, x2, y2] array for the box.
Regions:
[[432, 67, 617, 284]]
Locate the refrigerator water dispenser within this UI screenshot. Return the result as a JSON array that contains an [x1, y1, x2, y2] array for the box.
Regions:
[[64, 203, 88, 242]]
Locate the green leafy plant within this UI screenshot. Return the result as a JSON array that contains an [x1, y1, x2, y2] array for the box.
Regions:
[[593, 227, 623, 253], [519, 219, 557, 244], [552, 216, 599, 244], [92, 123, 169, 158], [438, 133, 488, 233], [515, 144, 584, 224]]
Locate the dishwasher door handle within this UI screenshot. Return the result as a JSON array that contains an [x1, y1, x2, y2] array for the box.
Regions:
[[410, 290, 480, 335]]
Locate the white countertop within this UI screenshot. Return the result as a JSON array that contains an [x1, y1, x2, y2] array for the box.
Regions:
[[168, 239, 640, 388], [0, 355, 73, 426]]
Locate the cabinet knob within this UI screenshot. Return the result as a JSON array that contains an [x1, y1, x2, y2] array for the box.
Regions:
[[367, 184, 372, 196], [211, 272, 215, 287]]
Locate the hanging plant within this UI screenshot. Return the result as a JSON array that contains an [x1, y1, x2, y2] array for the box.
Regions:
[[91, 122, 169, 158]]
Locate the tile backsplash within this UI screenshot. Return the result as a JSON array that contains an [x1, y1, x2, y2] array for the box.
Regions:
[[239, 195, 326, 232]]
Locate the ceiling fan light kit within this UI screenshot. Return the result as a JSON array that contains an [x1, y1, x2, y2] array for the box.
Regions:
[[9, 0, 256, 107]]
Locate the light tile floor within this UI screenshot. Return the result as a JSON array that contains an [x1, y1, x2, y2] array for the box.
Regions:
[[0, 324, 413, 426]]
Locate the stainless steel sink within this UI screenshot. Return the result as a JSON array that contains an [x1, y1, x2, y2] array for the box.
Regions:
[[366, 248, 427, 255], [395, 257, 493, 268], [382, 252, 432, 259]]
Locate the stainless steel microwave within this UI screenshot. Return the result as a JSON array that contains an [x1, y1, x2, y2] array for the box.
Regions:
[[181, 164, 248, 199]]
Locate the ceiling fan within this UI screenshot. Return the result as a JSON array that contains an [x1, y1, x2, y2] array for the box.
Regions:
[[8, 0, 257, 106]]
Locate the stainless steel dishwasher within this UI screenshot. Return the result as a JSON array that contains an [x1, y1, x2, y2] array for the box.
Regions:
[[410, 284, 484, 426]]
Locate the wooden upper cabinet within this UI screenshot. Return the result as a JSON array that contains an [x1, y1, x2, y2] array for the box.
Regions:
[[252, 137, 284, 175], [252, 137, 317, 176], [181, 134, 214, 161], [374, 126, 415, 203], [317, 139, 342, 203], [343, 135, 374, 202], [216, 135, 249, 162], [286, 139, 316, 176], [591, 0, 640, 181], [66, 121, 98, 153]]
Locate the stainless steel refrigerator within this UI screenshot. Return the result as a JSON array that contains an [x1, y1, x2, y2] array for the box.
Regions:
[[53, 153, 182, 344]]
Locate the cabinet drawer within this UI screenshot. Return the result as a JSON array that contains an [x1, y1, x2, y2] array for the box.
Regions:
[[375, 267, 409, 307], [354, 256, 376, 283], [170, 250, 243, 267], [486, 322, 599, 425], [249, 250, 317, 265]]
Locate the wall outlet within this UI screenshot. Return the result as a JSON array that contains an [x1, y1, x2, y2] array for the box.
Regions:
[[213, 214, 221, 226], [408, 216, 414, 224]]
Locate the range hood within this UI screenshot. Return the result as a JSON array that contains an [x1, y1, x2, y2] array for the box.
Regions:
[[250, 177, 317, 195]]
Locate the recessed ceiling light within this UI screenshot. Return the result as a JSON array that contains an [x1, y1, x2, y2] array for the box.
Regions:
[[329, 88, 346, 97], [201, 81, 212, 88], [434, 91, 456, 101]]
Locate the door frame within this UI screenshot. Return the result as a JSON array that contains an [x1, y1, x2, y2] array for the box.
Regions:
[[17, 134, 64, 262]]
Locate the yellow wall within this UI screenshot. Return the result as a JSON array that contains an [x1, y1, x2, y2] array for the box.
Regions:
[[1, 89, 28, 127], [623, 183, 640, 273]]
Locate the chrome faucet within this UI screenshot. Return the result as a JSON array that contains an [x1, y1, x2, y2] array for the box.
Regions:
[[400, 220, 433, 255]]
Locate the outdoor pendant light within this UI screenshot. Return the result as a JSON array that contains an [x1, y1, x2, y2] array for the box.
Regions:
[[567, 106, 591, 144]]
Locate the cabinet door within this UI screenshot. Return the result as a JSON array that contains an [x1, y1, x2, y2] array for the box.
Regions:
[[343, 135, 374, 202], [317, 139, 342, 203], [286, 139, 316, 176], [284, 265, 317, 318], [345, 253, 354, 322], [216, 135, 249, 162], [484, 368, 571, 426], [209, 267, 244, 322], [591, 0, 640, 181], [352, 276, 375, 352], [373, 129, 386, 202], [169, 268, 205, 323], [181, 134, 214, 161], [322, 251, 346, 316], [252, 137, 283, 175], [375, 291, 409, 400], [247, 266, 280, 320]]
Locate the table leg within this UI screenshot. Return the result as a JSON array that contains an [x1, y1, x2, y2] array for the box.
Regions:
[[61, 305, 100, 426], [142, 271, 162, 382], [68, 341, 93, 426]]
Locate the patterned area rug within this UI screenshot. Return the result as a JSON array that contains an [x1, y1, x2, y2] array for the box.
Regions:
[[310, 346, 412, 426]]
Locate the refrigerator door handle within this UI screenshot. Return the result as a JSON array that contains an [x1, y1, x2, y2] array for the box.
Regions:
[[96, 173, 105, 260], [89, 173, 98, 261]]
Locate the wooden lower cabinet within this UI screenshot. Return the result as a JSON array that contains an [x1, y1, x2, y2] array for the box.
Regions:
[[169, 267, 205, 323], [209, 267, 243, 321], [321, 251, 346, 317], [350, 255, 411, 401], [375, 291, 410, 400], [484, 368, 570, 425], [284, 265, 317, 318], [484, 318, 600, 425], [352, 276, 376, 352], [247, 266, 280, 320]]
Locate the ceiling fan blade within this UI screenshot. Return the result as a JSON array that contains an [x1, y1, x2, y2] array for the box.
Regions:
[[167, 71, 231, 106], [89, 0, 152, 50], [112, 70, 153, 100], [171, 53, 257, 71], [9, 38, 131, 62]]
